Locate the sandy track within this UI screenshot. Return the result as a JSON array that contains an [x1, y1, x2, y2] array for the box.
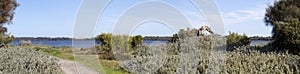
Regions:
[[58, 59, 99, 74]]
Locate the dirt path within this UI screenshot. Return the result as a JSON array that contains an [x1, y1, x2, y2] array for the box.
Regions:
[[58, 59, 99, 74]]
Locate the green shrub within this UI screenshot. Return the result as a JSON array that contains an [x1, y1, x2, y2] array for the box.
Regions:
[[131, 35, 143, 49], [96, 33, 112, 51], [170, 33, 179, 43], [226, 32, 250, 50], [95, 33, 145, 60], [0, 47, 63, 74]]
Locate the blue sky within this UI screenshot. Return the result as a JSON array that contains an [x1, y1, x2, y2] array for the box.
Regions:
[[7, 0, 274, 38]]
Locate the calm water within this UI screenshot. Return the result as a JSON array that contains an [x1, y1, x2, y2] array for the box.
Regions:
[[10, 40, 96, 48], [10, 40, 169, 48], [10, 40, 270, 48], [250, 40, 271, 46]]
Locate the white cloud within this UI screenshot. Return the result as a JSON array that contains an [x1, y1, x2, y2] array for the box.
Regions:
[[223, 5, 266, 25]]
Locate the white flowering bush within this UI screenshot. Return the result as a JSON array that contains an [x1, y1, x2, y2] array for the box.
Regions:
[[0, 47, 63, 74]]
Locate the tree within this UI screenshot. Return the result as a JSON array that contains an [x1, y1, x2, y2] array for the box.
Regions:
[[265, 0, 300, 54], [95, 33, 112, 51], [131, 35, 143, 49], [0, 0, 18, 47]]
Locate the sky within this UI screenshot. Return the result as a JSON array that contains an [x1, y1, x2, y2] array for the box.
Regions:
[[7, 0, 275, 38]]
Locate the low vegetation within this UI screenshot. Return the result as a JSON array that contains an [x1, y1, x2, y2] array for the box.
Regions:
[[0, 47, 63, 74], [123, 35, 299, 73], [31, 45, 74, 60], [95, 33, 144, 60], [87, 28, 298, 73], [27, 45, 129, 74], [1, 0, 299, 74], [4, 27, 297, 74]]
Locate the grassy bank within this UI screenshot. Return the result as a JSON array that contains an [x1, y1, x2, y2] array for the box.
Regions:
[[26, 45, 129, 74]]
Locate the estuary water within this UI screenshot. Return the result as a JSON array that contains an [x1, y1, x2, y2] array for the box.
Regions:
[[10, 40, 270, 48]]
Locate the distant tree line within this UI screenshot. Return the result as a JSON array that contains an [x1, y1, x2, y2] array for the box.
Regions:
[[143, 36, 172, 41], [14, 37, 72, 40], [249, 36, 272, 40]]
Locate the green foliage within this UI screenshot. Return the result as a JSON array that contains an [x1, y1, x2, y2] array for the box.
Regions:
[[265, 0, 300, 54], [171, 33, 179, 43], [131, 35, 143, 49], [31, 45, 74, 60], [0, 0, 18, 48], [96, 33, 124, 60], [96, 33, 112, 51], [95, 33, 144, 60], [99, 60, 129, 74], [226, 32, 250, 50], [0, 47, 63, 74], [0, 0, 19, 24]]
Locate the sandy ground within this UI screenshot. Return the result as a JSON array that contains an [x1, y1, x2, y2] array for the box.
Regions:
[[58, 59, 99, 74]]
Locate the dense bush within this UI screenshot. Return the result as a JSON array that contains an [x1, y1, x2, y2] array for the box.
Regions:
[[95, 28, 299, 73], [95, 33, 144, 60], [170, 33, 179, 43], [95, 33, 112, 51], [122, 35, 299, 73], [0, 47, 63, 74], [95, 45, 115, 60], [111, 28, 299, 73], [226, 32, 250, 50], [223, 47, 300, 74], [131, 35, 143, 49]]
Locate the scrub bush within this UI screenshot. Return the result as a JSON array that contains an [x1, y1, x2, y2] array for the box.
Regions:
[[0, 47, 63, 74], [128, 35, 300, 74], [118, 28, 299, 73], [226, 32, 250, 50]]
